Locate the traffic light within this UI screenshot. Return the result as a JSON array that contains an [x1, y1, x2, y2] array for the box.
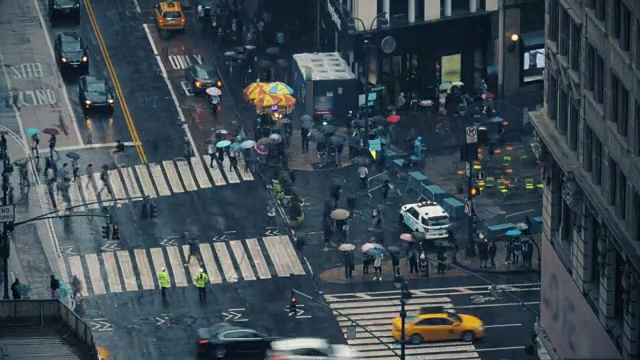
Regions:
[[289, 295, 297, 314], [470, 187, 479, 197], [101, 225, 110, 240], [150, 202, 158, 219], [112, 225, 120, 241]]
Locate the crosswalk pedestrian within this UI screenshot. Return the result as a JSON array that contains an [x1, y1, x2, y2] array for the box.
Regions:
[[63, 235, 305, 296], [324, 291, 481, 359], [38, 155, 254, 211]]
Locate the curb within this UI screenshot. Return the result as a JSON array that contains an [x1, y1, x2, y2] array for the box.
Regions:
[[452, 256, 539, 275]]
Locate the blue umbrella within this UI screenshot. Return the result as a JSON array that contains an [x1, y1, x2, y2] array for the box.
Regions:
[[491, 116, 505, 123], [230, 143, 242, 151], [216, 140, 231, 148], [25, 128, 39, 137], [367, 248, 383, 257], [505, 229, 521, 237]]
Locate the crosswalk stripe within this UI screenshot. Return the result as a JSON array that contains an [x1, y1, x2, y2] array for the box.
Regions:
[[134, 249, 155, 290], [149, 163, 171, 196], [101, 252, 123, 293], [68, 182, 84, 210], [67, 256, 88, 297], [93, 173, 114, 205], [176, 160, 198, 191], [229, 241, 256, 281], [82, 176, 100, 209], [135, 165, 157, 198], [358, 347, 478, 359], [245, 238, 271, 279], [221, 157, 240, 183], [237, 158, 254, 181], [199, 243, 223, 284], [122, 168, 142, 199], [116, 251, 139, 291], [275, 235, 305, 275], [166, 246, 188, 287], [331, 297, 452, 310], [150, 247, 167, 285], [190, 157, 212, 188], [202, 155, 226, 186], [262, 236, 290, 277], [181, 245, 200, 285], [85, 254, 106, 295], [109, 170, 128, 203], [213, 242, 238, 282], [162, 161, 184, 193]]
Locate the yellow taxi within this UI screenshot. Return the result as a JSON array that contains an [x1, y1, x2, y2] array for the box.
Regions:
[[154, 1, 185, 31], [392, 309, 484, 344]]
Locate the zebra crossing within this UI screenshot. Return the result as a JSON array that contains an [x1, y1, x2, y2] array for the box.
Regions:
[[324, 292, 480, 360], [64, 235, 304, 296], [39, 155, 253, 211]]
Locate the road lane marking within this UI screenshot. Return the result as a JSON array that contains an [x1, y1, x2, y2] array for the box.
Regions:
[[245, 238, 271, 279], [190, 157, 212, 189], [101, 252, 123, 293], [358, 347, 478, 359], [135, 165, 157, 198], [116, 251, 139, 292], [181, 245, 200, 285], [331, 297, 455, 310], [474, 346, 525, 352], [149, 163, 171, 196], [81, 175, 100, 209], [150, 247, 168, 285], [142, 24, 158, 55], [176, 160, 197, 191], [275, 235, 305, 275], [483, 324, 522, 328], [134, 249, 155, 290], [229, 241, 256, 281], [221, 156, 240, 183], [213, 243, 237, 282], [108, 170, 128, 203], [199, 243, 223, 284], [67, 256, 88, 297], [68, 182, 84, 210], [262, 236, 289, 277], [202, 155, 226, 186], [237, 157, 254, 181], [85, 254, 106, 295], [83, 0, 146, 162], [323, 283, 541, 300], [121, 167, 142, 199], [131, 0, 141, 12], [165, 246, 188, 287], [161, 160, 184, 193]]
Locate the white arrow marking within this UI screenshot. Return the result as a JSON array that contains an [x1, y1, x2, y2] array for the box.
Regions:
[[90, 319, 113, 331], [221, 308, 247, 322], [101, 242, 120, 252], [60, 246, 76, 255], [265, 229, 280, 236], [284, 304, 312, 318], [156, 313, 172, 325], [212, 235, 230, 242], [160, 238, 177, 246]]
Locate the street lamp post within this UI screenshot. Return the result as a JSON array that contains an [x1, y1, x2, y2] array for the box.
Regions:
[[394, 269, 412, 360]]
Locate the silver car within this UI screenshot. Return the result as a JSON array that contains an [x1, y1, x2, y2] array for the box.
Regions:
[[185, 64, 222, 94], [266, 338, 358, 359]]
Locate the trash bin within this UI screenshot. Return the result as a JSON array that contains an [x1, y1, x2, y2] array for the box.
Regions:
[[478, 126, 489, 145]]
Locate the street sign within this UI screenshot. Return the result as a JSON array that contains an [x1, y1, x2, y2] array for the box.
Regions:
[[464, 198, 472, 216], [475, 171, 485, 181], [466, 126, 478, 144], [465, 162, 471, 177], [0, 205, 15, 223], [368, 139, 381, 151]]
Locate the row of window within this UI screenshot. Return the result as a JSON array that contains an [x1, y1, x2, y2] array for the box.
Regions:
[[585, 0, 640, 68]]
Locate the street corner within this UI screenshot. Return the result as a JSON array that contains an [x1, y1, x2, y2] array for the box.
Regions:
[[286, 132, 353, 171], [453, 234, 541, 274], [318, 258, 465, 284]]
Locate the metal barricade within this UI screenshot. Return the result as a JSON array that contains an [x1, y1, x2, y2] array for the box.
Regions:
[[367, 171, 388, 198]]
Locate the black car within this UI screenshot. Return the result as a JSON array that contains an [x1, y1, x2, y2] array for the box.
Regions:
[[49, 0, 80, 24], [196, 323, 276, 358], [185, 64, 222, 94], [79, 76, 115, 115], [54, 33, 88, 76]]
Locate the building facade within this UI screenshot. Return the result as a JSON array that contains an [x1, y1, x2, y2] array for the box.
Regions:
[[529, 0, 640, 359]]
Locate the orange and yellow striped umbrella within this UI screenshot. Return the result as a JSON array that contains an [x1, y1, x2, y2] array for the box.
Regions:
[[243, 82, 267, 95], [275, 94, 296, 106], [246, 87, 269, 102], [254, 94, 282, 107]]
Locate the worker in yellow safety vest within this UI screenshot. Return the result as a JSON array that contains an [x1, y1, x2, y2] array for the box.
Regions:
[[158, 267, 170, 297], [195, 269, 208, 299]]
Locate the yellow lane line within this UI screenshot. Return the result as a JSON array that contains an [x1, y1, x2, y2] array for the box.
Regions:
[[83, 0, 147, 163]]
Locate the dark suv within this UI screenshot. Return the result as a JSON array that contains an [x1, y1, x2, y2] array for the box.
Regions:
[[54, 33, 88, 77], [49, 0, 80, 25]]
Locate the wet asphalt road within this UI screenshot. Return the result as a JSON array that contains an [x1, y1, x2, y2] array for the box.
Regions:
[[2, 0, 542, 358]]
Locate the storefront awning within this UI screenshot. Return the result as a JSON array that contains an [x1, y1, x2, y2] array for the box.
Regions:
[[521, 31, 545, 49]]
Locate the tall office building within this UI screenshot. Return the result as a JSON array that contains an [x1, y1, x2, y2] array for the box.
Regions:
[[529, 0, 640, 359]]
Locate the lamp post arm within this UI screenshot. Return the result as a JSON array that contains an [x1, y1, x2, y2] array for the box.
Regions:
[[352, 17, 366, 32], [292, 289, 400, 357], [370, 11, 387, 30]]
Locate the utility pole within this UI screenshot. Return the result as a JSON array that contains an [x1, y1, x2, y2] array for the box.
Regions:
[[1, 136, 15, 299], [465, 126, 478, 257]]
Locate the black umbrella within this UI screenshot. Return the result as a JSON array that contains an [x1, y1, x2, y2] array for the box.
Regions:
[[329, 134, 346, 145], [265, 47, 280, 55], [371, 115, 385, 125], [387, 245, 400, 254], [300, 114, 312, 122], [320, 124, 336, 135], [301, 121, 313, 129], [309, 130, 324, 143], [65, 152, 80, 160], [258, 59, 272, 68], [322, 114, 334, 122], [276, 59, 289, 67]]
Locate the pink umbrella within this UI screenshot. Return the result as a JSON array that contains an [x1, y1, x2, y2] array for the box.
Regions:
[[253, 143, 268, 155], [361, 243, 376, 253], [400, 233, 414, 241]]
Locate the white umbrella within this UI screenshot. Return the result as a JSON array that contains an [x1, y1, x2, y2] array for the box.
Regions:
[[515, 222, 529, 231], [206, 87, 222, 96], [241, 140, 256, 149], [268, 133, 282, 144], [338, 243, 356, 251]]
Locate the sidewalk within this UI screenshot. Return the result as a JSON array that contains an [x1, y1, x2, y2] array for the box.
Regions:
[[319, 258, 464, 284], [453, 234, 542, 274]]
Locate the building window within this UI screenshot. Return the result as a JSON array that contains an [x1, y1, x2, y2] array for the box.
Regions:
[[617, 171, 627, 219], [620, 3, 630, 51], [614, 251, 624, 320], [592, 136, 603, 186], [569, 102, 579, 150], [558, 89, 568, 135], [583, 126, 593, 171], [611, 0, 620, 39], [594, 52, 605, 103], [595, 0, 606, 21], [636, 20, 640, 68], [636, 100, 640, 155], [559, 9, 570, 57], [609, 157, 618, 205], [634, 190, 640, 239], [548, 74, 558, 120], [610, 72, 620, 125], [570, 23, 581, 71], [586, 43, 595, 90], [618, 85, 628, 137], [549, 0, 559, 42]]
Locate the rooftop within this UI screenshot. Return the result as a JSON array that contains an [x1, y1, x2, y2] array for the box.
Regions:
[[292, 53, 356, 81]]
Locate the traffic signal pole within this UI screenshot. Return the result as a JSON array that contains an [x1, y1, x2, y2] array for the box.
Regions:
[[466, 159, 475, 257]]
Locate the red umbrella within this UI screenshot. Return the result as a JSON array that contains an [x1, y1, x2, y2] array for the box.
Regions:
[[253, 143, 268, 155], [387, 114, 401, 124], [43, 128, 59, 136]]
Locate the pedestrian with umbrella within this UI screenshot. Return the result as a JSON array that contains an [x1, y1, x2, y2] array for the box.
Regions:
[[339, 244, 356, 279], [361, 244, 375, 274], [371, 249, 384, 281], [48, 133, 57, 160], [436, 249, 447, 274], [322, 218, 333, 251], [85, 164, 94, 189], [66, 153, 80, 181], [228, 148, 238, 170], [358, 165, 368, 189], [28, 131, 40, 159], [407, 243, 419, 273], [331, 209, 350, 242], [207, 141, 216, 168], [330, 183, 341, 209]]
